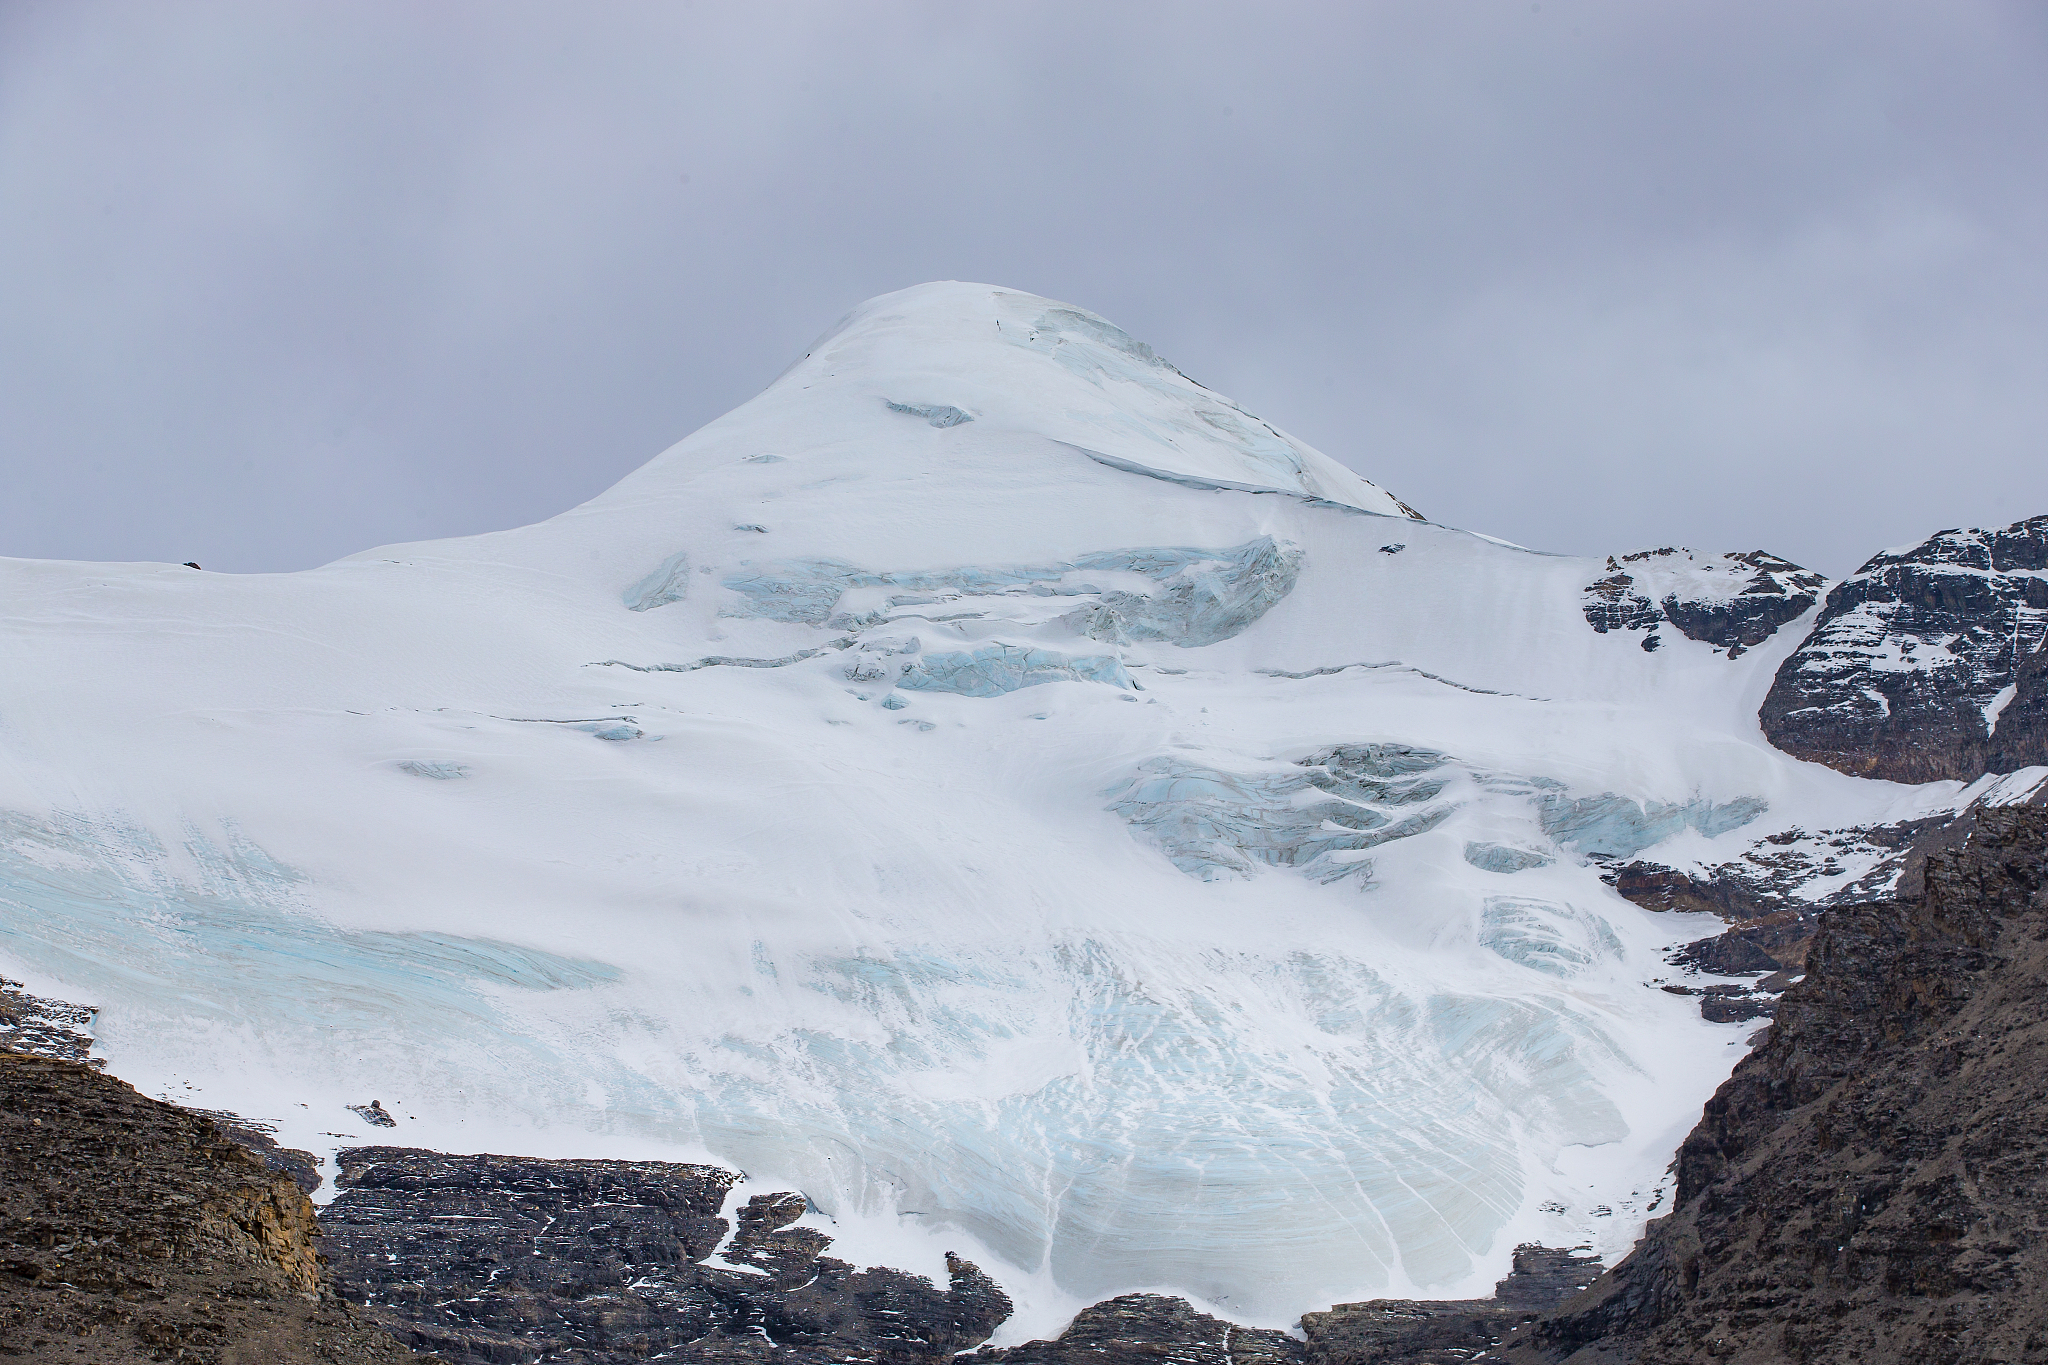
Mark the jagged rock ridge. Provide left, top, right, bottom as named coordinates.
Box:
left=1614, top=815, right=1968, bottom=979
left=0, top=974, right=101, bottom=1068
left=1605, top=766, right=2048, bottom=1004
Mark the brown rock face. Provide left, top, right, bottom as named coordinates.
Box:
left=1492, top=804, right=2048, bottom=1364
left=0, top=1050, right=427, bottom=1364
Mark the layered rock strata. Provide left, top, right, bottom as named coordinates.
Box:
left=0, top=1050, right=427, bottom=1364
left=1492, top=804, right=2048, bottom=1364
left=1298, top=1245, right=1603, bottom=1365
left=0, top=975, right=101, bottom=1069
left=970, top=1292, right=1306, bottom=1365
left=1761, top=515, right=2048, bottom=782
left=189, top=1108, right=327, bottom=1196
left=320, top=1146, right=1012, bottom=1364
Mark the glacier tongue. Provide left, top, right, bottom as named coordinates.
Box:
left=0, top=281, right=1947, bottom=1329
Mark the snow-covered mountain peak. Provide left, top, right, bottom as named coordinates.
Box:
left=599, top=282, right=1420, bottom=524
left=1, top=284, right=1992, bottom=1340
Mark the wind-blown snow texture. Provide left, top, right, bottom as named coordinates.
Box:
left=0, top=283, right=1988, bottom=1337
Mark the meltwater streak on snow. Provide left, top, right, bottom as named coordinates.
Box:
left=0, top=282, right=1963, bottom=1328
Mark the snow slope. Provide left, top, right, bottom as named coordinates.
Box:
left=0, top=283, right=1967, bottom=1335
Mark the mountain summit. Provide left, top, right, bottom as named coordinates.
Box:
left=604, top=281, right=1423, bottom=520
left=0, top=285, right=2036, bottom=1337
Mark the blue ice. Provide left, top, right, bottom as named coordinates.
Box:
left=1477, top=898, right=1622, bottom=976
left=885, top=401, right=975, bottom=428
left=716, top=538, right=1301, bottom=648
left=623, top=551, right=692, bottom=611
left=0, top=811, right=624, bottom=1075
left=1536, top=792, right=1767, bottom=858
left=1108, top=747, right=1459, bottom=883
left=898, top=645, right=1131, bottom=698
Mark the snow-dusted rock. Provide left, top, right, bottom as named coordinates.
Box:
left=1761, top=516, right=2048, bottom=782
left=1581, top=548, right=1829, bottom=657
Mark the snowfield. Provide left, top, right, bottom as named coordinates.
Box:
left=0, top=283, right=1997, bottom=1338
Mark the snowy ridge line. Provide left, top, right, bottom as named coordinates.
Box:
left=1980, top=766, right=2048, bottom=806
left=589, top=639, right=857, bottom=673
left=1253, top=659, right=1550, bottom=701
left=1057, top=442, right=1552, bottom=555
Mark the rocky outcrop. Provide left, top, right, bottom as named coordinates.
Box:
left=1582, top=549, right=1827, bottom=657
left=1492, top=803, right=2048, bottom=1364
left=938, top=1244, right=1599, bottom=1365
left=187, top=1108, right=327, bottom=1196
left=1610, top=776, right=2048, bottom=998
left=1609, top=817, right=1958, bottom=979
left=1760, top=515, right=2048, bottom=782
left=320, top=1146, right=1012, bottom=1364
left=0, top=975, right=101, bottom=1069
left=1298, top=1245, right=1603, bottom=1365
left=971, top=1292, right=1305, bottom=1365
left=2, top=974, right=326, bottom=1201
left=0, top=1049, right=427, bottom=1364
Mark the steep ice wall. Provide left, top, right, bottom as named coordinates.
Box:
left=0, top=282, right=1957, bottom=1334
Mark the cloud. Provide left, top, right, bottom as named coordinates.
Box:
left=2, top=0, right=2044, bottom=573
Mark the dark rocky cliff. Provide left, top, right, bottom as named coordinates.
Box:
left=1760, top=515, right=2048, bottom=783
left=1297, top=1246, right=1603, bottom=1365
left=1491, top=804, right=2048, bottom=1364
left=969, top=1292, right=1306, bottom=1365
left=320, top=1146, right=1011, bottom=1364
left=0, top=1050, right=429, bottom=1364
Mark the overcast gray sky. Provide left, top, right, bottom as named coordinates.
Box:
left=3, top=1, right=2044, bottom=577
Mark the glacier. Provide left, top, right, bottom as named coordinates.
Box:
left=0, top=282, right=1969, bottom=1338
